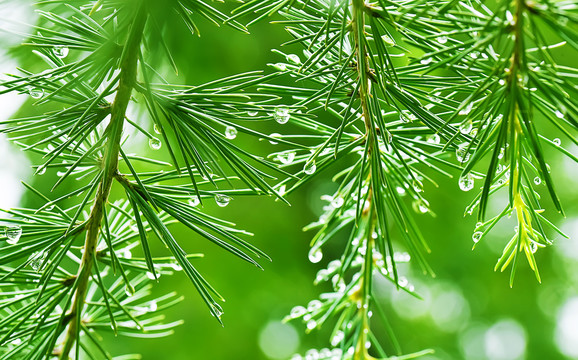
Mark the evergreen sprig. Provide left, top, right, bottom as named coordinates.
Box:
left=0, top=1, right=277, bottom=358
left=0, top=0, right=576, bottom=359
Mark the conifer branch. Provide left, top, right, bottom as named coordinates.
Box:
left=59, top=5, right=147, bottom=358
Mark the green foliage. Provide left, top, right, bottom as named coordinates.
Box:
left=0, top=0, right=576, bottom=359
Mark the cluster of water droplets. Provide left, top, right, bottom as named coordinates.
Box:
left=1, top=225, right=22, bottom=245
left=290, top=347, right=344, bottom=360
left=314, top=259, right=342, bottom=285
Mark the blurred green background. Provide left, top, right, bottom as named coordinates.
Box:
left=1, top=2, right=578, bottom=359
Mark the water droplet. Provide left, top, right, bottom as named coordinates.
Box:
left=401, top=110, right=417, bottom=123
left=170, top=262, right=183, bottom=271
left=290, top=305, right=307, bottom=318
left=469, top=51, right=479, bottom=59
left=381, top=34, right=395, bottom=46
left=10, top=338, right=22, bottom=346
left=37, top=166, right=46, bottom=175
left=530, top=242, right=538, bottom=254
left=436, top=36, right=448, bottom=44
left=393, top=252, right=411, bottom=262
left=29, top=87, right=44, bottom=99
left=149, top=137, right=161, bottom=150
left=412, top=199, right=428, bottom=214
left=458, top=173, right=475, bottom=192
left=153, top=124, right=162, bottom=135
left=426, top=134, right=440, bottom=144
left=420, top=57, right=433, bottom=65
left=555, top=110, right=564, bottom=119
left=273, top=107, right=291, bottom=124
left=459, top=119, right=473, bottom=134
left=29, top=251, right=47, bottom=272
left=5, top=225, right=22, bottom=245
left=277, top=184, right=287, bottom=196
left=272, top=63, right=287, bottom=71
left=308, top=248, right=323, bottom=263
left=456, top=144, right=471, bottom=162
left=459, top=102, right=474, bottom=116
left=286, top=54, right=301, bottom=65
left=53, top=45, right=69, bottom=59
left=188, top=196, right=200, bottom=207
left=148, top=301, right=158, bottom=312
left=307, top=300, right=322, bottom=312
left=396, top=186, right=406, bottom=195
left=224, top=126, right=237, bottom=140
left=210, top=303, right=224, bottom=318
left=277, top=151, right=296, bottom=165
left=412, top=179, right=423, bottom=193
left=533, top=176, right=541, bottom=185
left=125, top=284, right=135, bottom=296
left=553, top=138, right=561, bottom=146
left=306, top=319, right=317, bottom=330
left=268, top=133, right=281, bottom=144
left=248, top=110, right=258, bottom=117
left=331, top=197, right=344, bottom=208
left=146, top=271, right=157, bottom=280
left=214, top=194, right=231, bottom=207
left=304, top=161, right=316, bottom=175
left=331, top=331, right=344, bottom=346
left=472, top=231, right=483, bottom=243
